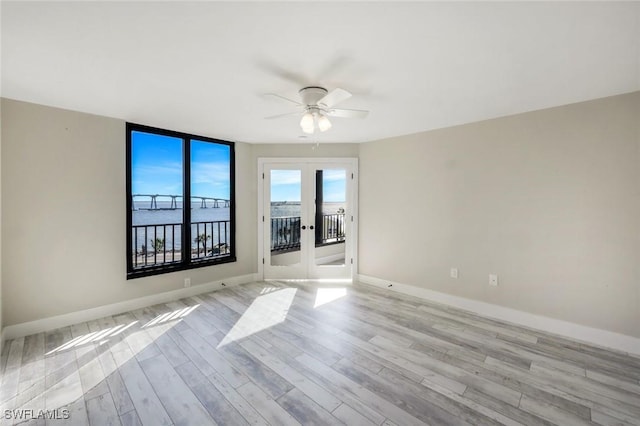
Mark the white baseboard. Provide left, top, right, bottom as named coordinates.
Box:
left=357, top=274, right=640, bottom=356
left=2, top=273, right=258, bottom=341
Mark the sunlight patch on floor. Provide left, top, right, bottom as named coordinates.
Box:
left=217, top=287, right=297, bottom=348
left=314, top=287, right=347, bottom=308
left=45, top=321, right=138, bottom=356
left=142, top=305, right=199, bottom=328
left=5, top=302, right=205, bottom=414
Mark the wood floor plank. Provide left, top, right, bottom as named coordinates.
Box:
left=216, top=340, right=293, bottom=399
left=178, top=326, right=249, bottom=388
left=277, top=387, right=344, bottom=425
left=84, top=379, right=111, bottom=402
left=0, top=337, right=11, bottom=376
left=348, top=328, right=522, bottom=407
left=296, top=353, right=427, bottom=426
left=5, top=281, right=640, bottom=426
left=462, top=388, right=555, bottom=426
left=139, top=354, right=214, bottom=426
left=334, top=358, right=485, bottom=426
left=585, top=369, right=640, bottom=395
left=206, top=370, right=269, bottom=426
left=483, top=357, right=640, bottom=425
left=1, top=337, right=25, bottom=405
left=175, top=361, right=247, bottom=426
left=434, top=351, right=593, bottom=420
left=119, top=410, right=142, bottom=426
left=519, top=394, right=596, bottom=426
left=111, top=346, right=172, bottom=426
left=530, top=362, right=640, bottom=408
left=591, top=409, right=636, bottom=426
left=86, top=392, right=121, bottom=426
left=420, top=377, right=525, bottom=426
left=251, top=334, right=388, bottom=425
left=239, top=338, right=342, bottom=412
left=48, top=395, right=89, bottom=426
left=103, top=371, right=134, bottom=417
left=236, top=381, right=301, bottom=426
left=331, top=403, right=378, bottom=426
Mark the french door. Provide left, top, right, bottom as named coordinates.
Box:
left=259, top=158, right=357, bottom=280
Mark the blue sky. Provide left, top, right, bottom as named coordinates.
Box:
left=271, top=169, right=346, bottom=202
left=131, top=131, right=230, bottom=199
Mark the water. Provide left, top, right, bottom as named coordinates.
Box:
left=270, top=202, right=345, bottom=218
left=130, top=200, right=346, bottom=254
left=132, top=201, right=230, bottom=226
left=131, top=201, right=230, bottom=254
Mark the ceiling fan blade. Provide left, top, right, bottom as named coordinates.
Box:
left=318, top=88, right=352, bottom=108
left=256, top=59, right=309, bottom=86
left=264, top=93, right=302, bottom=106
left=265, top=111, right=301, bottom=120
left=327, top=108, right=369, bottom=118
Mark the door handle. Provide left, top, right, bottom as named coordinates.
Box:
left=301, top=225, right=307, bottom=230
left=309, top=225, right=314, bottom=230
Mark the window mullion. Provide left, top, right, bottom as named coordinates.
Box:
left=183, top=137, right=191, bottom=266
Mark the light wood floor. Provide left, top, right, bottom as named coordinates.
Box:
left=2, top=281, right=640, bottom=426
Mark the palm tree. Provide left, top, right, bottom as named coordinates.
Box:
left=150, top=238, right=165, bottom=254
left=194, top=233, right=210, bottom=254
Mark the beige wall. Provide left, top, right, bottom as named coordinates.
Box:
left=359, top=92, right=640, bottom=338
left=0, top=95, right=3, bottom=348
left=250, top=142, right=359, bottom=159
left=1, top=99, right=256, bottom=326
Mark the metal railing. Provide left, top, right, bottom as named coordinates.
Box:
left=319, top=213, right=346, bottom=244
left=132, top=223, right=182, bottom=268
left=131, top=220, right=231, bottom=268
left=191, top=220, right=232, bottom=260
left=271, top=214, right=345, bottom=252
left=270, top=216, right=302, bottom=252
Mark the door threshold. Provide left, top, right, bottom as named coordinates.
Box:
left=264, top=278, right=353, bottom=285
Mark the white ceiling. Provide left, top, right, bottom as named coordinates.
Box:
left=2, top=2, right=639, bottom=144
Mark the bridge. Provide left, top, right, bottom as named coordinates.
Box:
left=132, top=194, right=231, bottom=210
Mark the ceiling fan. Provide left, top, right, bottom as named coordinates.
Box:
left=265, top=86, right=369, bottom=134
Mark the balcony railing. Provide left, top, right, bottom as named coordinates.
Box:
left=319, top=213, right=346, bottom=244
left=270, top=216, right=302, bottom=253
left=271, top=214, right=345, bottom=252
left=191, top=220, right=231, bottom=260
left=131, top=220, right=231, bottom=269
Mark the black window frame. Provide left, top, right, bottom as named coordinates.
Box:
left=126, top=122, right=236, bottom=279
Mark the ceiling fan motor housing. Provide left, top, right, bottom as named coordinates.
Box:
left=299, top=86, right=328, bottom=108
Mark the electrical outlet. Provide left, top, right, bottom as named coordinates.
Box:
left=489, top=274, right=498, bottom=286
left=450, top=268, right=458, bottom=279
left=184, top=277, right=191, bottom=288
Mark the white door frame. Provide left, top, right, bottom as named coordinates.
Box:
left=257, top=157, right=358, bottom=281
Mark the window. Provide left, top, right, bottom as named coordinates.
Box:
left=126, top=123, right=235, bottom=278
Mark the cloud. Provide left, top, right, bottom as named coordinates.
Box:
left=191, top=161, right=230, bottom=185
left=322, top=169, right=347, bottom=182
left=324, top=191, right=346, bottom=202
left=136, top=162, right=183, bottom=176
left=271, top=170, right=301, bottom=185
left=132, top=161, right=183, bottom=194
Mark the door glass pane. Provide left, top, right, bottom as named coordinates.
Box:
left=270, top=170, right=302, bottom=266
left=314, top=169, right=346, bottom=266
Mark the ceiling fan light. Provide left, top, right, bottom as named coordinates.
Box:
left=318, top=115, right=332, bottom=132
left=300, top=112, right=314, bottom=129
left=301, top=123, right=315, bottom=134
